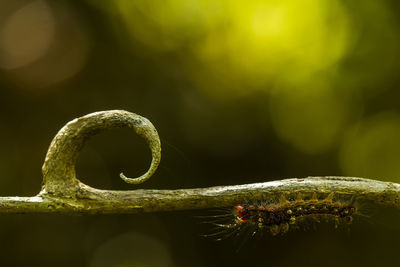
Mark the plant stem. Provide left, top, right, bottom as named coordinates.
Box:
left=0, top=110, right=399, bottom=214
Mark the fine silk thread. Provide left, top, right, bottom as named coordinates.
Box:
left=205, top=192, right=357, bottom=240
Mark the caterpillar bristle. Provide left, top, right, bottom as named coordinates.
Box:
left=296, top=192, right=304, bottom=203
left=311, top=192, right=318, bottom=202
left=280, top=195, right=290, bottom=204
left=325, top=192, right=334, bottom=203
left=202, top=192, right=359, bottom=240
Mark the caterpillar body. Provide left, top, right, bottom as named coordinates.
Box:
left=206, top=192, right=358, bottom=239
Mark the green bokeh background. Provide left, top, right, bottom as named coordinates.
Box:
left=1, top=0, right=400, bottom=266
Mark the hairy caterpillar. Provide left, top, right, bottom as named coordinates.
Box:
left=204, top=192, right=358, bottom=240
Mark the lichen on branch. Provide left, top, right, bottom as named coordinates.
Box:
left=0, top=110, right=399, bottom=214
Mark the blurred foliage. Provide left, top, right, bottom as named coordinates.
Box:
left=1, top=0, right=400, bottom=266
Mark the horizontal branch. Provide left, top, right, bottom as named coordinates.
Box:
left=0, top=176, right=398, bottom=214
left=0, top=110, right=399, bottom=214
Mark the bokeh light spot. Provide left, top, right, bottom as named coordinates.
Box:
left=340, top=112, right=400, bottom=182
left=114, top=0, right=351, bottom=100
left=89, top=232, right=174, bottom=267
left=0, top=0, right=55, bottom=69
left=269, top=80, right=351, bottom=154
left=0, top=0, right=89, bottom=91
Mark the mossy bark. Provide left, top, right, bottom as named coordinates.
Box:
left=0, top=110, right=399, bottom=214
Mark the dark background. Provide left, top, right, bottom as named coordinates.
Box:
left=1, top=0, right=400, bottom=266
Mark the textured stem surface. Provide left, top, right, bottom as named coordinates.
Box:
left=0, top=110, right=399, bottom=214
